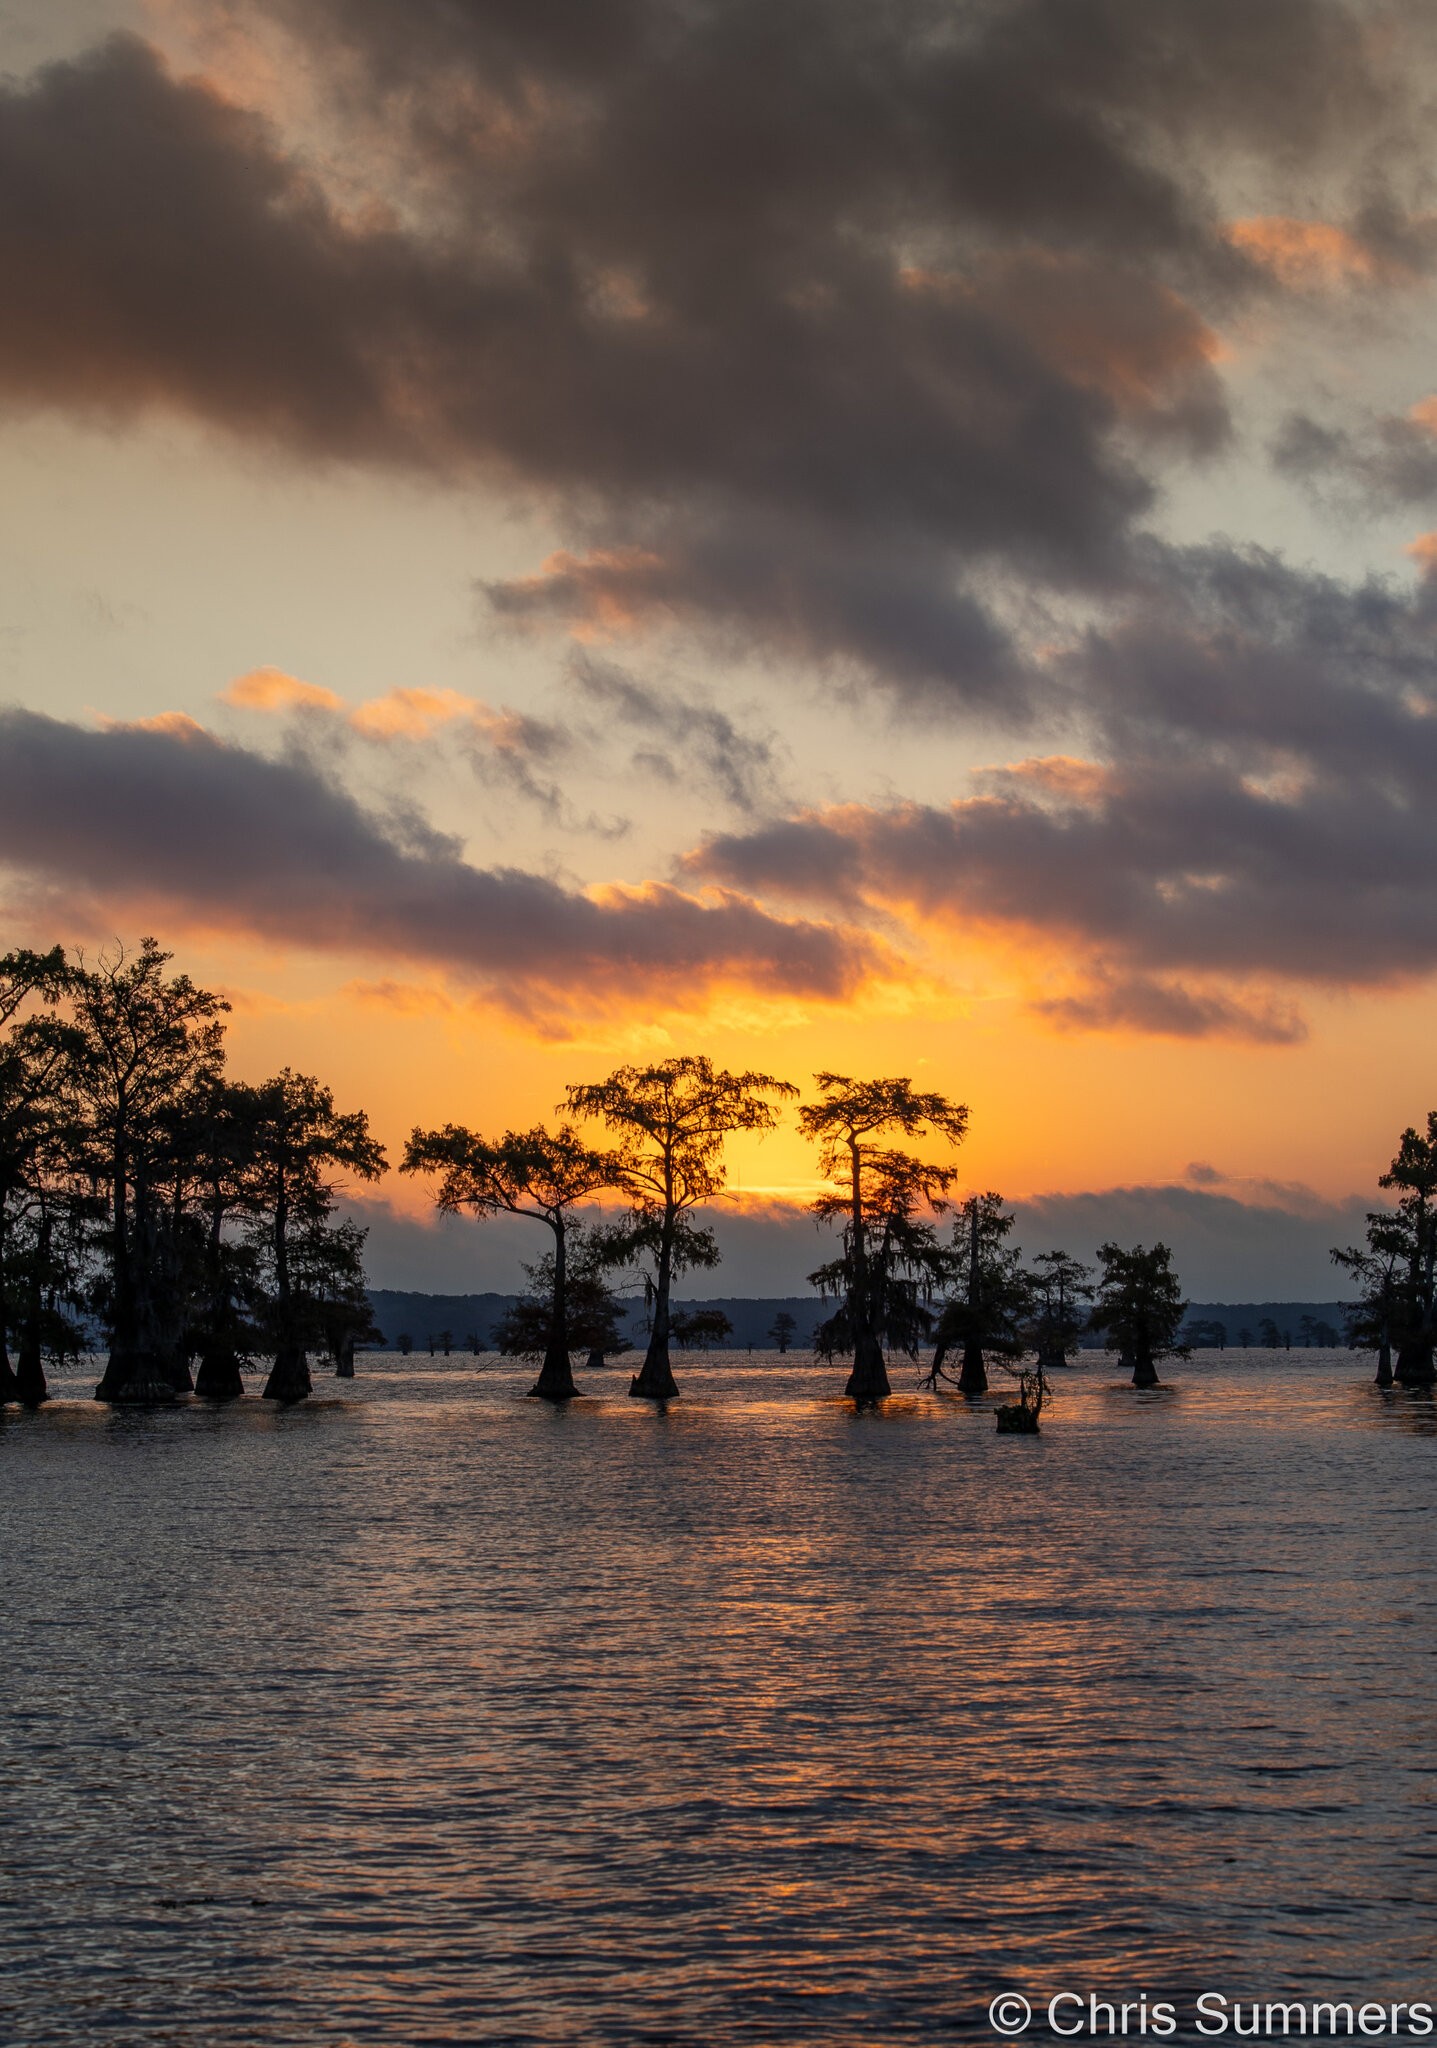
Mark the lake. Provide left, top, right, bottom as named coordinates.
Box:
left=1, top=1349, right=1431, bottom=2044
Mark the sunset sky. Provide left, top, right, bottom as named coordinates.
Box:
left=3, top=0, right=1435, bottom=1295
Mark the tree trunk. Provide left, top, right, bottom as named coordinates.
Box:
left=195, top=1207, right=244, bottom=1396
left=842, top=1137, right=888, bottom=1404
left=98, top=1351, right=178, bottom=1403
left=1375, top=1324, right=1393, bottom=1387
left=954, top=1205, right=987, bottom=1393
left=263, top=1175, right=310, bottom=1402
left=585, top=1346, right=606, bottom=1372
left=335, top=1335, right=355, bottom=1379
left=1395, top=1337, right=1435, bottom=1388
left=96, top=1171, right=175, bottom=1403
left=531, top=1215, right=577, bottom=1401
left=263, top=1343, right=312, bottom=1403
left=16, top=1230, right=47, bottom=1406
left=533, top=1345, right=577, bottom=1400
left=631, top=1212, right=679, bottom=1400
left=0, top=1224, right=16, bottom=1403
left=1131, top=1340, right=1160, bottom=1388
left=957, top=1337, right=988, bottom=1395
left=195, top=1348, right=246, bottom=1399
left=844, top=1330, right=890, bottom=1403
left=14, top=1324, right=46, bottom=1407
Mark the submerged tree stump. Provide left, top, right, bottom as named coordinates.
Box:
left=996, top=1400, right=1040, bottom=1433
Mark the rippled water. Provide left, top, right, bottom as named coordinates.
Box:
left=2, top=1349, right=1433, bottom=2044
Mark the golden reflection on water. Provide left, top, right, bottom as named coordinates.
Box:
left=0, top=1349, right=1429, bottom=2044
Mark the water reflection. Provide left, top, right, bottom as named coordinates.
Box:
left=0, top=1350, right=1429, bottom=2044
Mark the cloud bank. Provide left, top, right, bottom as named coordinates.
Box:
left=0, top=709, right=879, bottom=1024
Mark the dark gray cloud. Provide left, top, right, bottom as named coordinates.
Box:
left=564, top=655, right=784, bottom=815
left=1274, top=403, right=1437, bottom=511
left=1012, top=1182, right=1370, bottom=1302
left=0, top=708, right=878, bottom=1018
left=347, top=1180, right=1370, bottom=1301
left=485, top=516, right=1029, bottom=714
left=1, top=5, right=1413, bottom=709
left=1031, top=972, right=1306, bottom=1046
left=683, top=543, right=1437, bottom=1012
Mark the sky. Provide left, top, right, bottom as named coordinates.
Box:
left=2, top=0, right=1435, bottom=1296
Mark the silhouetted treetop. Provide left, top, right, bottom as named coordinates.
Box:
left=798, top=1073, right=970, bottom=1180
left=567, top=1056, right=795, bottom=1212
left=402, top=1121, right=621, bottom=1222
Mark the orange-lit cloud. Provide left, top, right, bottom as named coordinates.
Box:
left=488, top=549, right=668, bottom=643
left=95, top=710, right=210, bottom=741
left=348, top=687, right=477, bottom=739
left=222, top=673, right=550, bottom=757
left=1226, top=216, right=1382, bottom=291
left=221, top=667, right=345, bottom=714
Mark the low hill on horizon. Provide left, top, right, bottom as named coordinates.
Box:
left=367, top=1289, right=1358, bottom=1351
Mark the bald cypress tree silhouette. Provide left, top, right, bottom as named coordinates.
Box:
left=403, top=1122, right=623, bottom=1401
left=799, top=1074, right=967, bottom=1405
left=67, top=940, right=227, bottom=1405
left=1334, top=1114, right=1437, bottom=1388
left=1029, top=1250, right=1094, bottom=1369
left=0, top=947, right=71, bottom=1405
left=566, top=1058, right=794, bottom=1401
left=1090, top=1242, right=1188, bottom=1387
left=249, top=1070, right=387, bottom=1404
left=925, top=1192, right=1030, bottom=1396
